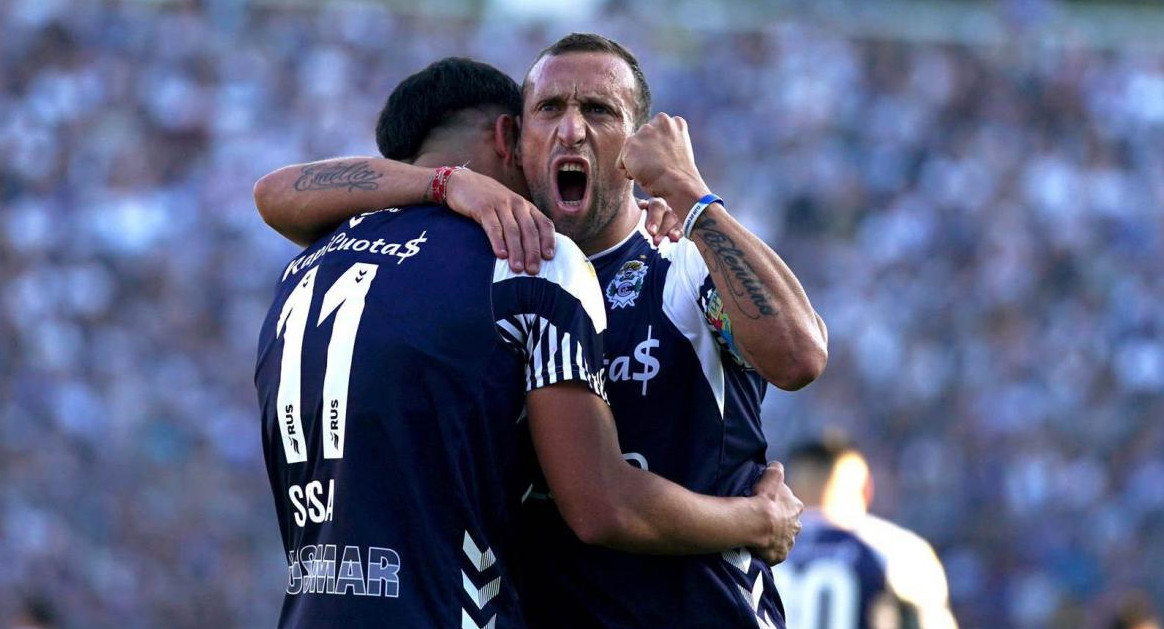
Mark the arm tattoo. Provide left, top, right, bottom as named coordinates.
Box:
left=695, top=218, right=777, bottom=319
left=293, top=161, right=383, bottom=192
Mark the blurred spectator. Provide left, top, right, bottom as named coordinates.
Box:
left=1, top=0, right=1161, bottom=627
left=7, top=594, right=59, bottom=629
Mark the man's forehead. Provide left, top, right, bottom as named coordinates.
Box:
left=525, top=52, right=636, bottom=102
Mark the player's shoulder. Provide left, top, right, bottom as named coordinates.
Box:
left=854, top=514, right=938, bottom=564
left=656, top=235, right=700, bottom=264
left=492, top=233, right=591, bottom=287
left=655, top=237, right=708, bottom=291
left=492, top=233, right=606, bottom=332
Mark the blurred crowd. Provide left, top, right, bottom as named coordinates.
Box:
left=2, top=0, right=1161, bottom=627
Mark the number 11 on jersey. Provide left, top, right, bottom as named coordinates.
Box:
left=275, top=263, right=379, bottom=464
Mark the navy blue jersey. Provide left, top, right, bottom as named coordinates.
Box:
left=255, top=205, right=606, bottom=629
left=774, top=511, right=957, bottom=629
left=518, top=219, right=783, bottom=629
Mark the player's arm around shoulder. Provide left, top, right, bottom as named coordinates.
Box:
left=253, top=157, right=432, bottom=247
left=255, top=159, right=555, bottom=273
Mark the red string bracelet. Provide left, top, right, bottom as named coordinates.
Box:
left=429, top=166, right=465, bottom=205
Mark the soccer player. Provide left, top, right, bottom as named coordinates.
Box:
left=774, top=440, right=960, bottom=629
left=255, top=35, right=828, bottom=628
left=254, top=57, right=803, bottom=629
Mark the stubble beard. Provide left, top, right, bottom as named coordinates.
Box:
left=531, top=175, right=627, bottom=255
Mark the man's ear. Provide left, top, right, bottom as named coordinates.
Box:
left=494, top=114, right=522, bottom=167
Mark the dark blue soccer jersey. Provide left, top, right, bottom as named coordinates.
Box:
left=254, top=205, right=606, bottom=629
left=517, top=219, right=783, bottom=629
left=774, top=511, right=957, bottom=629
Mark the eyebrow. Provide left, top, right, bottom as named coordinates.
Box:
left=533, top=91, right=620, bottom=111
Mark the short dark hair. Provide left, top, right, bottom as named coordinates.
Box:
left=787, top=437, right=855, bottom=471
left=376, top=57, right=522, bottom=161
left=527, top=33, right=652, bottom=127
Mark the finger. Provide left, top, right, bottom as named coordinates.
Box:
left=616, top=146, right=633, bottom=180
left=533, top=205, right=556, bottom=260
left=644, top=197, right=670, bottom=238
left=480, top=210, right=508, bottom=260
left=767, top=460, right=786, bottom=481
left=655, top=204, right=682, bottom=245
left=515, top=204, right=543, bottom=274
left=497, top=206, right=525, bottom=273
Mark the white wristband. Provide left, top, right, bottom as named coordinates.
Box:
left=683, top=194, right=723, bottom=239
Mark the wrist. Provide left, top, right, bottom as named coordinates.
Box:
left=745, top=495, right=779, bottom=549
left=682, top=193, right=724, bottom=239
left=428, top=166, right=465, bottom=205
left=647, top=169, right=709, bottom=209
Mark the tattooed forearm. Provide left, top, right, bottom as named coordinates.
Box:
left=293, top=161, right=383, bottom=192
left=695, top=218, right=777, bottom=319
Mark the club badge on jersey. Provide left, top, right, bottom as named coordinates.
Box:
left=605, top=260, right=649, bottom=309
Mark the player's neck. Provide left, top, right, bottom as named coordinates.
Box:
left=413, top=151, right=470, bottom=169
left=577, top=195, right=643, bottom=256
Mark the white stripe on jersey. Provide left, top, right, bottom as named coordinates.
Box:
left=492, top=235, right=607, bottom=334
left=658, top=238, right=727, bottom=418
left=495, top=313, right=596, bottom=393
left=496, top=319, right=524, bottom=347
left=546, top=322, right=558, bottom=387
left=561, top=332, right=573, bottom=380
left=532, top=321, right=546, bottom=389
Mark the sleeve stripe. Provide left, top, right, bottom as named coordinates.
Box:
left=496, top=318, right=524, bottom=349
left=660, top=239, right=727, bottom=419
left=546, top=322, right=558, bottom=387
left=495, top=313, right=602, bottom=395
left=532, top=321, right=546, bottom=389
left=561, top=331, right=573, bottom=381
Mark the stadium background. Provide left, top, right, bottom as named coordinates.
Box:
left=3, top=0, right=1162, bottom=626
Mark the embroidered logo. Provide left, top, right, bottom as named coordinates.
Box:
left=605, top=260, right=649, bottom=309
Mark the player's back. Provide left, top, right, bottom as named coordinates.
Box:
left=775, top=511, right=956, bottom=629
left=254, top=205, right=585, bottom=629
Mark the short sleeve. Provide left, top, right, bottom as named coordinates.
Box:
left=660, top=239, right=751, bottom=369
left=491, top=234, right=608, bottom=399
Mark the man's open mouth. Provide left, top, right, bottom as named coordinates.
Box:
left=552, top=158, right=590, bottom=213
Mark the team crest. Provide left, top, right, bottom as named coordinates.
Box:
left=605, top=260, right=649, bottom=309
